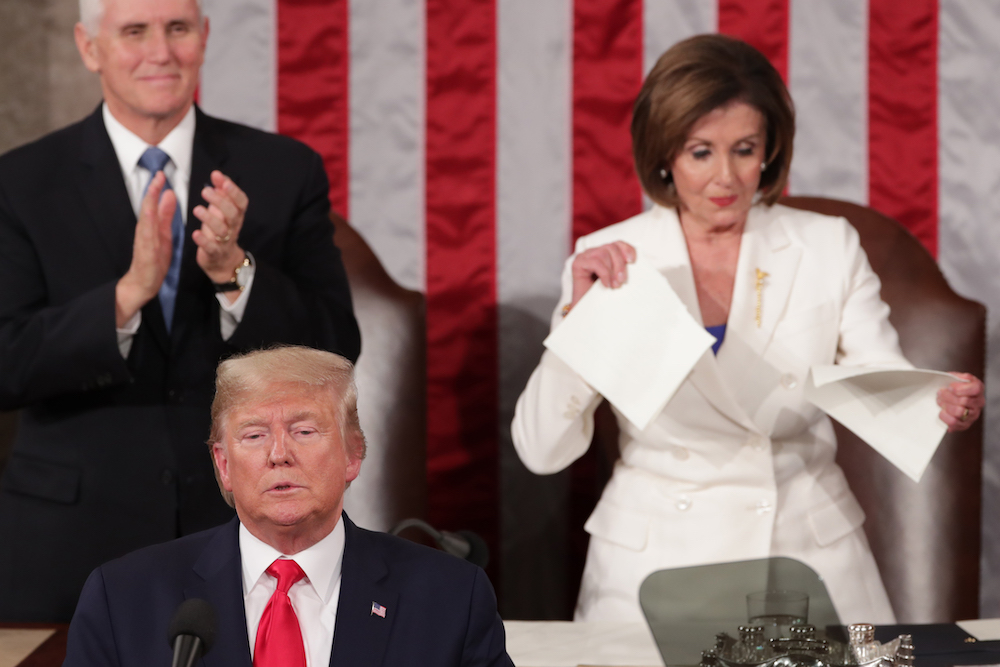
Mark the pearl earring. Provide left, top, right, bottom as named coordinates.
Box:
left=659, top=168, right=668, bottom=180
left=760, top=162, right=767, bottom=172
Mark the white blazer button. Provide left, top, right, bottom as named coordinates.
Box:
left=672, top=446, right=689, bottom=460
left=676, top=496, right=692, bottom=511
left=780, top=373, right=798, bottom=389
left=755, top=499, right=773, bottom=514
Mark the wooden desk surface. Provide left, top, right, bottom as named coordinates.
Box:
left=0, top=624, right=67, bottom=667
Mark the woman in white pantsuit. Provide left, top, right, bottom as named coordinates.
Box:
left=511, top=35, right=984, bottom=625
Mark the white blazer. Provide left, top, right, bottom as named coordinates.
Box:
left=512, top=203, right=910, bottom=625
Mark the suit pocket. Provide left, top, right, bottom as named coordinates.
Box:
left=807, top=489, right=865, bottom=547
left=584, top=499, right=650, bottom=551
left=1, top=453, right=80, bottom=505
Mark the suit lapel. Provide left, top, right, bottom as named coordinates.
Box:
left=171, top=108, right=229, bottom=348
left=716, top=205, right=802, bottom=421
left=186, top=108, right=229, bottom=258
left=185, top=518, right=253, bottom=667
left=188, top=108, right=228, bottom=223
left=329, top=515, right=398, bottom=667
left=644, top=206, right=757, bottom=432
left=76, top=107, right=139, bottom=277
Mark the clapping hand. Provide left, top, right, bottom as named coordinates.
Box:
left=115, top=171, right=176, bottom=327
left=568, top=241, right=637, bottom=311
left=192, top=170, right=249, bottom=301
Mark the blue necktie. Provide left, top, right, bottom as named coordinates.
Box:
left=138, top=147, right=184, bottom=332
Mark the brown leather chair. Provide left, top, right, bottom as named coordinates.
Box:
left=332, top=213, right=428, bottom=532
left=782, top=196, right=984, bottom=622
left=587, top=197, right=984, bottom=623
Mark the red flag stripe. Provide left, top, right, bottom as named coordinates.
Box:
left=718, top=0, right=790, bottom=81
left=571, top=0, right=644, bottom=242
left=276, top=0, right=350, bottom=218
left=868, top=0, right=939, bottom=256
left=424, top=0, right=499, bottom=554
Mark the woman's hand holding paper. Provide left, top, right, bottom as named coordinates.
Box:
left=937, top=373, right=985, bottom=432
left=569, top=241, right=637, bottom=309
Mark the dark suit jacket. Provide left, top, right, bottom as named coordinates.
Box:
left=0, top=106, right=361, bottom=621
left=64, top=515, right=513, bottom=667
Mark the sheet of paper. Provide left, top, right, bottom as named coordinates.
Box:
left=503, top=620, right=664, bottom=667
left=0, top=628, right=55, bottom=667
left=958, top=618, right=1000, bottom=641
left=804, top=366, right=959, bottom=482
left=544, top=259, right=715, bottom=430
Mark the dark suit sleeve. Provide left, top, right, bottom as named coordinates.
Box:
left=0, top=185, right=129, bottom=409
left=64, top=568, right=123, bottom=667
left=227, top=149, right=361, bottom=363
left=461, top=568, right=514, bottom=667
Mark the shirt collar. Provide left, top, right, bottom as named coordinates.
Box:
left=102, top=102, right=196, bottom=180
left=239, top=518, right=347, bottom=605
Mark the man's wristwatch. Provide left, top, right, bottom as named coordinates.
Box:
left=213, top=254, right=252, bottom=293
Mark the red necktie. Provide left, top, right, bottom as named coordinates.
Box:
left=254, top=559, right=307, bottom=667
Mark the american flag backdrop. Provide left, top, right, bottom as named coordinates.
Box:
left=199, top=0, right=1000, bottom=617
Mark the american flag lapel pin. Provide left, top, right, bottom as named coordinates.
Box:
left=371, top=601, right=387, bottom=618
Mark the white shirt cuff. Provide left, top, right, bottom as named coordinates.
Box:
left=216, top=260, right=256, bottom=341
left=116, top=311, right=142, bottom=358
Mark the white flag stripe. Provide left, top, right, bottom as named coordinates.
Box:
left=497, top=0, right=572, bottom=315
left=349, top=0, right=426, bottom=292
left=496, top=0, right=574, bottom=618
left=787, top=0, right=867, bottom=204
left=199, top=0, right=276, bottom=132
left=496, top=0, right=572, bottom=471
left=643, top=0, right=716, bottom=74
left=937, top=0, right=1000, bottom=615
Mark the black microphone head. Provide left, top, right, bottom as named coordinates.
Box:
left=456, top=530, right=490, bottom=569
left=167, top=598, right=218, bottom=655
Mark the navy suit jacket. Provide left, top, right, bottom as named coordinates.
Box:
left=0, top=105, right=360, bottom=621
left=64, top=515, right=513, bottom=667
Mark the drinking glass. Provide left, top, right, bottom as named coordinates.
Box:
left=746, top=590, right=808, bottom=639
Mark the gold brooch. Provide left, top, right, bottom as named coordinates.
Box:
left=755, top=268, right=769, bottom=328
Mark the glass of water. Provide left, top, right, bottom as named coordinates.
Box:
left=746, top=590, right=809, bottom=639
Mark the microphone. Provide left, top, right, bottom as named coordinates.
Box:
left=391, top=518, right=490, bottom=569
left=168, top=598, right=218, bottom=667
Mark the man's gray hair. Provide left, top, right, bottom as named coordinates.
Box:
left=208, top=345, right=367, bottom=507
left=79, top=0, right=204, bottom=35
left=79, top=0, right=103, bottom=34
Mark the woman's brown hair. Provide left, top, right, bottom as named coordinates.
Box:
left=632, top=34, right=795, bottom=208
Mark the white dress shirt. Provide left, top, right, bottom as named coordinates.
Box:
left=102, top=104, right=255, bottom=356
left=240, top=520, right=345, bottom=667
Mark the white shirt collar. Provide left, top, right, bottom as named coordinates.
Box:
left=239, top=518, right=346, bottom=605
left=102, top=102, right=196, bottom=181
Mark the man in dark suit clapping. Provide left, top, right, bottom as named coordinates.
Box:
left=64, top=347, right=512, bottom=667
left=0, top=0, right=360, bottom=621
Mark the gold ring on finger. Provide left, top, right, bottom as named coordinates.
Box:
left=961, top=407, right=971, bottom=422
left=216, top=233, right=231, bottom=243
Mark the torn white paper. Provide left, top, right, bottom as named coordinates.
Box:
left=957, top=618, right=1000, bottom=641
left=544, top=259, right=715, bottom=430
left=804, top=366, right=959, bottom=482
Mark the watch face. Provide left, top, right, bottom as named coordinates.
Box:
left=235, top=259, right=252, bottom=287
